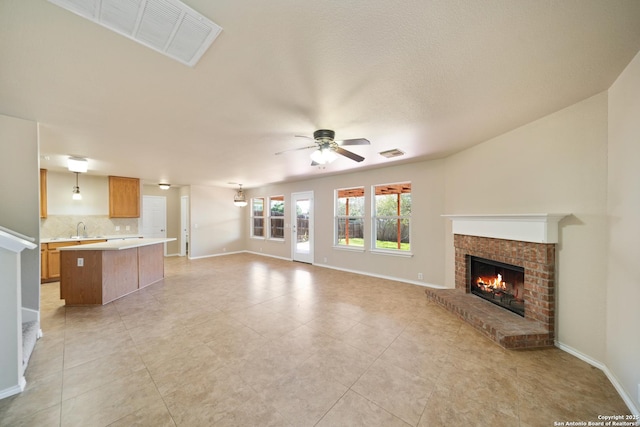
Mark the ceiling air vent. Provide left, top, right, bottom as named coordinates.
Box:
left=379, top=149, right=405, bottom=159
left=48, top=0, right=222, bottom=67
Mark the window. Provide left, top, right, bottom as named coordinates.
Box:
left=335, top=187, right=365, bottom=248
left=269, top=196, right=285, bottom=239
left=372, top=182, right=411, bottom=252
left=251, top=197, right=265, bottom=238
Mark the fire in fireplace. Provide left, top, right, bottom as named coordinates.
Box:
left=468, top=256, right=525, bottom=317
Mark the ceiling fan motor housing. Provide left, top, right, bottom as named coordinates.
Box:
left=313, top=129, right=335, bottom=141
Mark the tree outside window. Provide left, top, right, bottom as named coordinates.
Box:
left=373, top=183, right=411, bottom=251
left=335, top=187, right=365, bottom=247
left=251, top=197, right=265, bottom=238
left=269, top=196, right=285, bottom=239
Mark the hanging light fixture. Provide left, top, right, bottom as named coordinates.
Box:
left=72, top=172, right=82, bottom=200
left=310, top=147, right=337, bottom=165
left=233, top=184, right=247, bottom=207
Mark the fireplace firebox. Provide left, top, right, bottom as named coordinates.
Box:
left=469, top=255, right=525, bottom=317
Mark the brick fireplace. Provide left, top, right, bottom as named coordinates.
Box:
left=425, top=214, right=567, bottom=349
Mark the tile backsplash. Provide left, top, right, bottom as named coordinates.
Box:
left=40, top=215, right=139, bottom=239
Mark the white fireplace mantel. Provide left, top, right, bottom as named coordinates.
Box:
left=442, top=213, right=570, bottom=244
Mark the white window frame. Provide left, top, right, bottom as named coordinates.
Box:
left=268, top=195, right=285, bottom=241
left=371, top=182, right=412, bottom=257
left=334, top=187, right=365, bottom=251
left=251, top=197, right=265, bottom=239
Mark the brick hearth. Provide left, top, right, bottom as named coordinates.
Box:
left=425, top=234, right=556, bottom=349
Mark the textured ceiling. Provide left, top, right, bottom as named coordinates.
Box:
left=2, top=0, right=640, bottom=189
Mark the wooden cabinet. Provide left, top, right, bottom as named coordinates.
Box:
left=41, top=240, right=107, bottom=283
left=40, top=169, right=47, bottom=218
left=109, top=176, right=140, bottom=218
left=41, top=245, right=48, bottom=281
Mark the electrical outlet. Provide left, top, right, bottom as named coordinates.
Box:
left=125, top=225, right=130, bottom=231
left=223, top=247, right=226, bottom=252
left=323, top=257, right=327, bottom=263
left=418, top=273, right=423, bottom=280
left=115, top=226, right=120, bottom=231
left=77, top=258, right=84, bottom=267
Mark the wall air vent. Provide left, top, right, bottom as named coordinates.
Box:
left=48, top=0, right=222, bottom=67
left=379, top=148, right=405, bottom=158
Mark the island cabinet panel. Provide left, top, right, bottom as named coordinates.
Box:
left=60, top=250, right=103, bottom=304
left=42, top=240, right=107, bottom=283
left=109, top=176, right=140, bottom=218
left=59, top=239, right=171, bottom=305
left=138, top=243, right=164, bottom=288
left=102, top=248, right=138, bottom=304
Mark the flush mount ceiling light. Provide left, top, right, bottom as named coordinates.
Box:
left=67, top=156, right=88, bottom=173
left=72, top=172, right=82, bottom=200
left=48, top=0, right=223, bottom=67
left=158, top=183, right=171, bottom=190
left=233, top=184, right=247, bottom=207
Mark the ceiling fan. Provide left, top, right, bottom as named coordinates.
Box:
left=275, top=129, right=370, bottom=165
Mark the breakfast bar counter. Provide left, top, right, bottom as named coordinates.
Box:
left=59, top=238, right=175, bottom=305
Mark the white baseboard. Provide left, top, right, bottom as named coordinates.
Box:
left=188, top=250, right=244, bottom=260
left=556, top=341, right=639, bottom=416
left=244, top=251, right=292, bottom=262
left=21, top=307, right=39, bottom=323
left=311, top=261, right=448, bottom=290
left=0, top=377, right=26, bottom=400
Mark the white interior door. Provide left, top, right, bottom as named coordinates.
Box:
left=142, top=195, right=167, bottom=254
left=291, top=191, right=313, bottom=263
left=180, top=196, right=189, bottom=257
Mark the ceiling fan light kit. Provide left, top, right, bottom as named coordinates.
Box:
left=277, top=129, right=370, bottom=165
left=310, top=148, right=337, bottom=165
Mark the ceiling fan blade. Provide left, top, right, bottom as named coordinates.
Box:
left=275, top=145, right=317, bottom=155
left=335, top=147, right=365, bottom=162
left=310, top=160, right=319, bottom=166
left=294, top=134, right=314, bottom=140
left=338, top=138, right=370, bottom=146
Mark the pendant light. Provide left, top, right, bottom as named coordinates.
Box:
left=233, top=184, right=247, bottom=207
left=72, top=172, right=82, bottom=200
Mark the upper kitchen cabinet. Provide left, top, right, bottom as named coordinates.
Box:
left=109, top=176, right=140, bottom=218
left=40, top=168, right=47, bottom=218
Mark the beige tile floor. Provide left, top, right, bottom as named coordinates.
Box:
left=0, top=253, right=631, bottom=426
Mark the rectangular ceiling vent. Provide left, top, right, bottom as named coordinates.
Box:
left=379, top=148, right=405, bottom=158
left=48, top=0, right=222, bottom=67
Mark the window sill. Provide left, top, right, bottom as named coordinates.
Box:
left=250, top=236, right=266, bottom=240
left=370, top=249, right=413, bottom=258
left=333, top=245, right=365, bottom=253
left=268, top=238, right=285, bottom=243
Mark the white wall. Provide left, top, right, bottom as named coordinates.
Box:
left=0, top=114, right=39, bottom=396
left=607, top=50, right=640, bottom=411
left=444, top=92, right=610, bottom=362
left=0, top=115, right=40, bottom=312
left=188, top=185, right=245, bottom=258
left=245, top=160, right=447, bottom=287
left=47, top=171, right=109, bottom=215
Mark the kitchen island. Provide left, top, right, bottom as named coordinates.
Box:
left=59, top=238, right=175, bottom=305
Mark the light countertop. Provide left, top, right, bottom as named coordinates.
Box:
left=41, top=235, right=142, bottom=244
left=57, top=238, right=176, bottom=251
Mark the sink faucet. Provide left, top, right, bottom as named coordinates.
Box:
left=76, top=222, right=87, bottom=238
